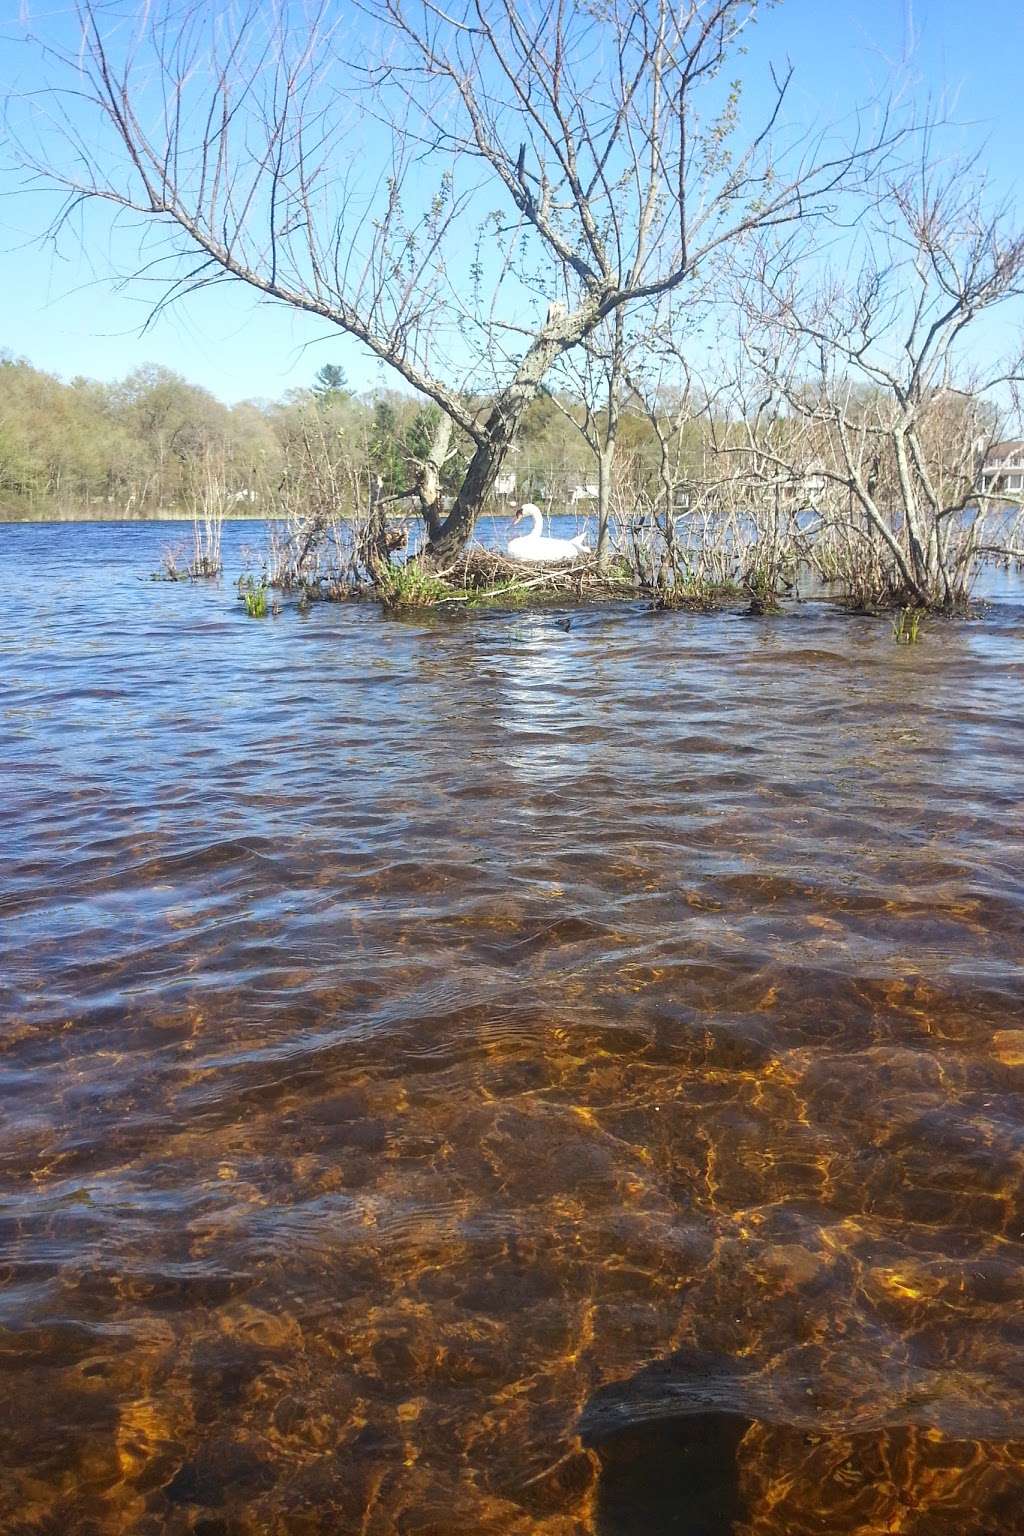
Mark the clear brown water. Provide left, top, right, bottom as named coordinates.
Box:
left=2, top=520, right=1024, bottom=1535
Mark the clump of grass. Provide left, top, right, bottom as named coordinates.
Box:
left=653, top=568, right=739, bottom=610
left=743, top=558, right=794, bottom=615
left=242, top=580, right=269, bottom=618
left=377, top=563, right=452, bottom=609
left=379, top=561, right=535, bottom=612
left=892, top=606, right=924, bottom=644
left=606, top=554, right=636, bottom=583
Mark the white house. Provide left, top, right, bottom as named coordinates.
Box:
left=980, top=441, right=1024, bottom=496
left=570, top=482, right=600, bottom=503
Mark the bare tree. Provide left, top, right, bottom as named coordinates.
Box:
left=13, top=0, right=903, bottom=561
left=184, top=445, right=230, bottom=576
left=615, top=328, right=754, bottom=592
left=542, top=310, right=635, bottom=569
left=266, top=407, right=372, bottom=590
left=734, top=149, right=1024, bottom=607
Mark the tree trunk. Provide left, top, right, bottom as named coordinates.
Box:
left=360, top=475, right=392, bottom=579
left=596, top=441, right=615, bottom=569
left=596, top=315, right=623, bottom=571
left=425, top=301, right=604, bottom=561
left=893, top=429, right=933, bottom=597
left=416, top=413, right=452, bottom=542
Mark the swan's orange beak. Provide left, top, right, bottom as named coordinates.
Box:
left=511, top=508, right=524, bottom=526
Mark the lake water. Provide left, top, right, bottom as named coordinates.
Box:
left=2, top=519, right=1024, bottom=1535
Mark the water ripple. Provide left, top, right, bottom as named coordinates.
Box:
left=1, top=520, right=1024, bottom=1532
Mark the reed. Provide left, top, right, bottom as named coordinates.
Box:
left=892, top=607, right=924, bottom=644
left=242, top=582, right=268, bottom=618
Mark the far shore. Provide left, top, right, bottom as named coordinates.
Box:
left=0, top=505, right=520, bottom=527
left=0, top=506, right=394, bottom=525
left=0, top=506, right=258, bottom=524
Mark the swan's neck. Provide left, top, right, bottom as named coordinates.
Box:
left=523, top=507, right=542, bottom=536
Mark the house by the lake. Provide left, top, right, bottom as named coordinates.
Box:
left=980, top=441, right=1024, bottom=496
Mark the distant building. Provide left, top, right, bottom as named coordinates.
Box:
left=755, top=462, right=827, bottom=508
left=980, top=441, right=1024, bottom=496
left=570, top=482, right=600, bottom=503
left=801, top=462, right=828, bottom=503
left=494, top=470, right=517, bottom=497
left=767, top=461, right=827, bottom=504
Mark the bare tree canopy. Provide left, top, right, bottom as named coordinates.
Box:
left=12, top=0, right=904, bottom=555
left=730, top=147, right=1024, bottom=605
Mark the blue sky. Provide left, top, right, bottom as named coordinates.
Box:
left=1, top=0, right=1021, bottom=404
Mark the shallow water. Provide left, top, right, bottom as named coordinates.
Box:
left=2, top=520, right=1024, bottom=1535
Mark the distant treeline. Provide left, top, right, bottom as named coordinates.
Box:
left=0, top=353, right=662, bottom=519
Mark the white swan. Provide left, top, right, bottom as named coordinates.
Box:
left=506, top=503, right=591, bottom=563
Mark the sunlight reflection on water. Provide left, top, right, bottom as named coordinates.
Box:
left=1, top=520, right=1024, bottom=1534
